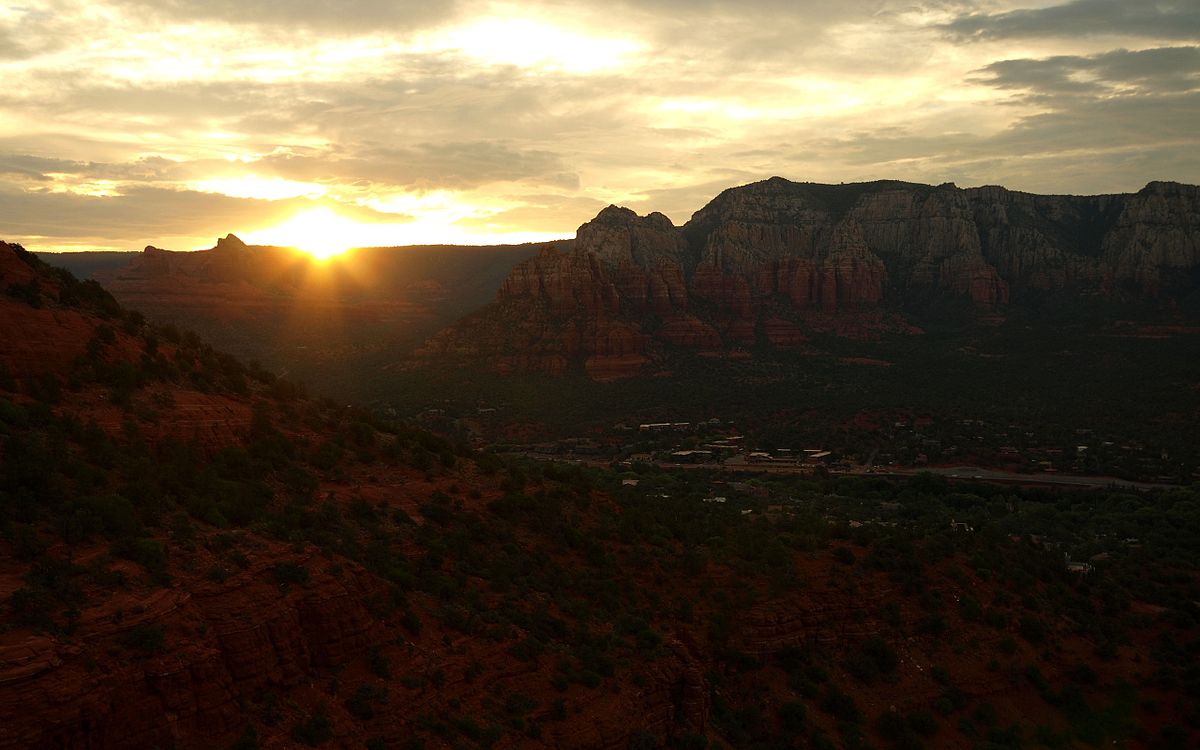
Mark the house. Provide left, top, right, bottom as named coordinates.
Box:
left=621, top=479, right=640, bottom=487
left=670, top=450, right=714, bottom=463
left=949, top=519, right=973, bottom=532
left=731, top=482, right=769, bottom=498
left=1064, top=553, right=1092, bottom=574
left=704, top=443, right=741, bottom=453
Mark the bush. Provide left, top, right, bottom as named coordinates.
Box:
left=1019, top=615, right=1046, bottom=644
left=369, top=646, right=391, bottom=679
left=123, top=623, right=165, bottom=653
left=273, top=562, right=310, bottom=589
left=778, top=700, right=807, bottom=732
left=345, top=683, right=388, bottom=720
left=864, top=636, right=899, bottom=674
left=820, top=684, right=862, bottom=724
left=230, top=725, right=259, bottom=750
left=86, top=494, right=140, bottom=539
left=291, top=705, right=333, bottom=746
left=111, top=537, right=169, bottom=581
left=9, top=586, right=56, bottom=630
left=847, top=636, right=900, bottom=683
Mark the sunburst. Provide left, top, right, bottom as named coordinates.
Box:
left=254, top=207, right=367, bottom=261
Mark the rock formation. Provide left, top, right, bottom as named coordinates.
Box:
left=422, top=178, right=1200, bottom=378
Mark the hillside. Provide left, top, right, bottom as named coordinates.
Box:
left=1, top=240, right=1199, bottom=749
left=422, top=178, right=1200, bottom=380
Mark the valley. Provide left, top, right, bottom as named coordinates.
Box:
left=3, top=175, right=1199, bottom=750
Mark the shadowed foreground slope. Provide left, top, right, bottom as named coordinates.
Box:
left=1, top=240, right=1198, bottom=749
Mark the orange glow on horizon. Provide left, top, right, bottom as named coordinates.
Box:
left=244, top=207, right=367, bottom=261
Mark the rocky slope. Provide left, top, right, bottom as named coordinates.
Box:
left=422, top=178, right=1200, bottom=379
left=1, top=240, right=1197, bottom=749
left=2, top=241, right=713, bottom=748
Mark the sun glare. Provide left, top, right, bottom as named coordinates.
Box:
left=248, top=207, right=365, bottom=261
left=420, top=17, right=640, bottom=73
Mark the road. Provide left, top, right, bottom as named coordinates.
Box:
left=512, top=452, right=1183, bottom=491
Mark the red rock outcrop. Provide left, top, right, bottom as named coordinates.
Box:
left=688, top=186, right=889, bottom=313
left=421, top=208, right=687, bottom=379
left=423, top=177, right=1200, bottom=379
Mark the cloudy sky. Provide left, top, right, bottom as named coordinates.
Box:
left=0, top=0, right=1197, bottom=253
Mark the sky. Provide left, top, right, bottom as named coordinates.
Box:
left=0, top=0, right=1197, bottom=253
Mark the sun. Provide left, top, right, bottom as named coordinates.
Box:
left=252, top=206, right=365, bottom=261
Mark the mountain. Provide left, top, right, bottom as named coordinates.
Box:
left=82, top=234, right=547, bottom=322
left=36, top=236, right=546, bottom=399
left=421, top=178, right=1200, bottom=380
left=2, top=240, right=1199, bottom=748
left=29, top=251, right=136, bottom=281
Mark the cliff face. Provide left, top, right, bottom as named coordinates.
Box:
left=423, top=209, right=704, bottom=381
left=423, top=177, right=1200, bottom=378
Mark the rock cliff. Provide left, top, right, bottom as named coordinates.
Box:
left=422, top=177, right=1200, bottom=378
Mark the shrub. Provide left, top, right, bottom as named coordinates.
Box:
left=369, top=646, right=392, bottom=679
left=778, top=700, right=807, bottom=732
left=123, top=623, right=165, bottom=653
left=9, top=586, right=56, bottom=630
left=820, top=684, right=862, bottom=724
left=111, top=537, right=169, bottom=582
left=273, top=561, right=310, bottom=589
left=345, top=683, right=388, bottom=720
left=291, top=705, right=333, bottom=746
left=1019, top=615, right=1046, bottom=644
left=230, top=725, right=259, bottom=750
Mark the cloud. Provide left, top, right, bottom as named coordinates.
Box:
left=943, top=0, right=1200, bottom=41
left=455, top=194, right=607, bottom=233
left=780, top=76, right=1200, bottom=195
left=0, top=26, right=31, bottom=60
left=0, top=154, right=187, bottom=182
left=258, top=142, right=580, bottom=191
left=0, top=2, right=83, bottom=60
left=0, top=186, right=410, bottom=248
left=107, top=0, right=462, bottom=33
left=623, top=177, right=761, bottom=223
left=973, top=46, right=1200, bottom=96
